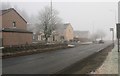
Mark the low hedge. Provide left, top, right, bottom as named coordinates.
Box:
left=2, top=43, right=68, bottom=53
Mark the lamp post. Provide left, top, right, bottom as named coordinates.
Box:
left=109, top=9, right=116, bottom=43
left=110, top=28, right=114, bottom=44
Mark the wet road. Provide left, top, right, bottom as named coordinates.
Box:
left=3, top=42, right=112, bottom=74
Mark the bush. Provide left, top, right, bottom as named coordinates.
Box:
left=2, top=43, right=68, bottom=53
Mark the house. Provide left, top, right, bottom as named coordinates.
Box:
left=34, top=23, right=74, bottom=43
left=35, top=31, right=61, bottom=43
left=63, top=23, right=74, bottom=41
left=57, top=23, right=74, bottom=41
left=0, top=8, right=33, bottom=47
left=33, top=32, right=45, bottom=42
left=74, top=31, right=90, bottom=42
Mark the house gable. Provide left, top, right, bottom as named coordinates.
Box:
left=64, top=23, right=74, bottom=41
left=2, top=8, right=27, bottom=30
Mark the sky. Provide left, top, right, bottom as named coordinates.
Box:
left=1, top=1, right=119, bottom=40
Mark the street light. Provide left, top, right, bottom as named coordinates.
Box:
left=110, top=28, right=114, bottom=44
left=109, top=9, right=116, bottom=44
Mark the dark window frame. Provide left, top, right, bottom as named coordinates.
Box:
left=12, top=21, right=16, bottom=28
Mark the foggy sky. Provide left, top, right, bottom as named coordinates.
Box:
left=5, top=2, right=118, bottom=40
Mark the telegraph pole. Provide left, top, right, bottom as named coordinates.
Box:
left=51, top=0, right=52, bottom=14
left=50, top=0, right=55, bottom=41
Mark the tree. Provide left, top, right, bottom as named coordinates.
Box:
left=37, top=6, right=62, bottom=42
left=27, top=15, right=38, bottom=32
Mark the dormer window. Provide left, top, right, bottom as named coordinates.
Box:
left=13, top=21, right=16, bottom=28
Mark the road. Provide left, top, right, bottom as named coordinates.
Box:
left=2, top=42, right=112, bottom=74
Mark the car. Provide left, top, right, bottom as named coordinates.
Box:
left=0, top=47, right=4, bottom=50
left=99, top=40, right=104, bottom=44
left=68, top=44, right=75, bottom=48
left=63, top=40, right=68, bottom=44
left=81, top=42, right=92, bottom=45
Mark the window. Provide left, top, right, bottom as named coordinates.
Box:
left=13, top=22, right=16, bottom=28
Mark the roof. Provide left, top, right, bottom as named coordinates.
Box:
left=55, top=23, right=73, bottom=35
left=0, top=8, right=12, bottom=15
left=1, top=28, right=33, bottom=33
left=64, top=23, right=71, bottom=29
left=0, top=8, right=27, bottom=23
left=57, top=23, right=72, bottom=31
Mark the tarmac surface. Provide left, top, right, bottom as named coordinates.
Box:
left=2, top=42, right=112, bottom=74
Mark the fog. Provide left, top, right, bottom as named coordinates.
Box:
left=2, top=2, right=118, bottom=40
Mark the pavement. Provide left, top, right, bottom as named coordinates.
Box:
left=91, top=45, right=118, bottom=74
left=2, top=42, right=112, bottom=74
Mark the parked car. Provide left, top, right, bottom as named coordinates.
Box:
left=0, top=47, right=4, bottom=50
left=81, top=42, right=92, bottom=45
left=99, top=40, right=104, bottom=44
left=68, top=44, right=75, bottom=48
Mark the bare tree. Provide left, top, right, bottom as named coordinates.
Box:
left=37, top=6, right=62, bottom=42
left=27, top=14, right=39, bottom=32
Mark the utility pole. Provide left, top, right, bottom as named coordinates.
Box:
left=92, top=21, right=95, bottom=41
left=51, top=0, right=52, bottom=15
left=50, top=0, right=55, bottom=41
left=50, top=0, right=53, bottom=27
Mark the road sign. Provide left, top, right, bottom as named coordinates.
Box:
left=116, top=23, right=120, bottom=38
